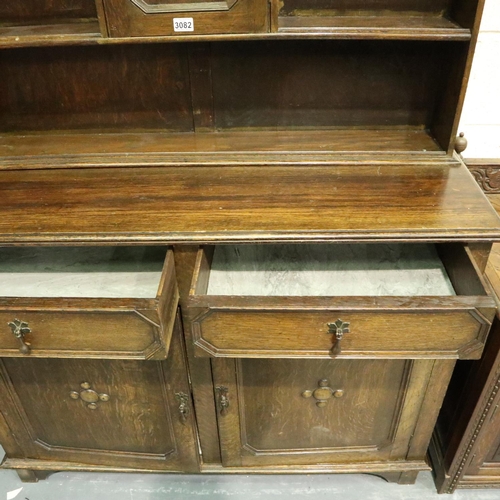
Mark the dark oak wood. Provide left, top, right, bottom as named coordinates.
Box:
left=0, top=163, right=498, bottom=244
left=95, top=0, right=110, bottom=36
left=0, top=249, right=178, bottom=360
left=0, top=0, right=495, bottom=489
left=271, top=0, right=476, bottom=40
left=434, top=1, right=485, bottom=154
left=188, top=243, right=495, bottom=359
left=173, top=245, right=222, bottom=464
left=211, top=356, right=452, bottom=474
left=0, top=44, right=193, bottom=133
left=0, top=1, right=102, bottom=49
left=0, top=37, right=478, bottom=159
left=467, top=243, right=493, bottom=273
left=187, top=44, right=216, bottom=131
left=0, top=130, right=448, bottom=171
left=0, top=315, right=199, bottom=472
left=210, top=40, right=449, bottom=130
left=0, top=1, right=98, bottom=25
left=0, top=0, right=484, bottom=47
left=0, top=22, right=102, bottom=47
left=274, top=15, right=471, bottom=40
left=431, top=198, right=500, bottom=492
left=102, top=0, right=268, bottom=37
left=468, top=159, right=500, bottom=193
left=191, top=307, right=493, bottom=359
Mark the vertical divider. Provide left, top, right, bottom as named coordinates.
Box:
left=94, top=0, right=110, bottom=37
left=188, top=43, right=215, bottom=132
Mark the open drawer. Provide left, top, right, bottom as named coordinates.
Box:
left=0, top=247, right=178, bottom=360
left=187, top=243, right=496, bottom=360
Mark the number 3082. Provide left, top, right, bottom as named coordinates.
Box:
left=173, top=18, right=194, bottom=32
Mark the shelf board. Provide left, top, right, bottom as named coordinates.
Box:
left=277, top=14, right=471, bottom=40
left=0, top=128, right=447, bottom=170
left=0, top=162, right=498, bottom=244
left=0, top=20, right=102, bottom=48
left=0, top=15, right=469, bottom=48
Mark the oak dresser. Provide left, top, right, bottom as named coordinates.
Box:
left=431, top=161, right=500, bottom=493
left=0, top=0, right=498, bottom=490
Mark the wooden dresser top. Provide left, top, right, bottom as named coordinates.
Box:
left=0, top=162, right=499, bottom=244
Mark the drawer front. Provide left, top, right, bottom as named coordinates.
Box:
left=189, top=244, right=497, bottom=360
left=0, top=248, right=179, bottom=360
left=191, top=308, right=493, bottom=359
left=0, top=309, right=169, bottom=359
left=103, top=0, right=268, bottom=37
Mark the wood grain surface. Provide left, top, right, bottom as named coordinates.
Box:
left=0, top=1, right=97, bottom=25
left=0, top=316, right=199, bottom=471
left=0, top=163, right=498, bottom=243
left=0, top=44, right=192, bottom=133
left=0, top=0, right=492, bottom=486
left=0, top=129, right=447, bottom=170
left=0, top=249, right=178, bottom=359
left=211, top=357, right=436, bottom=468
left=103, top=0, right=268, bottom=37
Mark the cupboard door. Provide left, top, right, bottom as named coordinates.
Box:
left=462, top=387, right=500, bottom=481
left=0, top=319, right=198, bottom=471
left=212, top=357, right=443, bottom=467
left=103, top=0, right=268, bottom=37
left=128, top=0, right=237, bottom=13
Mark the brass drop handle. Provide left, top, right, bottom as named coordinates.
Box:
left=216, top=386, right=229, bottom=416
left=8, top=319, right=31, bottom=354
left=327, top=319, right=350, bottom=355
left=302, top=379, right=344, bottom=408
left=70, top=382, right=110, bottom=410
left=175, top=392, right=190, bottom=424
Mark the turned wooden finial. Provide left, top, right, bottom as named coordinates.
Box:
left=455, top=132, right=468, bottom=154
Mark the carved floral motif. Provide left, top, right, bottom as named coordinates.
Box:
left=469, top=166, right=500, bottom=193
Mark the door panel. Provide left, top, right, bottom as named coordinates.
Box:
left=0, top=318, right=199, bottom=471
left=213, top=357, right=432, bottom=467
left=103, top=0, right=268, bottom=37
left=240, top=358, right=406, bottom=452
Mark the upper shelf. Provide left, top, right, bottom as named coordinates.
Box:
left=0, top=128, right=448, bottom=170
left=0, top=24, right=471, bottom=49
left=270, top=0, right=478, bottom=41
left=0, top=20, right=102, bottom=48
left=0, top=39, right=468, bottom=156
left=0, top=0, right=478, bottom=48
left=0, top=1, right=102, bottom=48
left=275, top=14, right=471, bottom=41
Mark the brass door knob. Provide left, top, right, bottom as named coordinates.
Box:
left=70, top=382, right=110, bottom=410
left=302, top=379, right=344, bottom=407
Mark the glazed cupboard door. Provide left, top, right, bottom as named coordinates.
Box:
left=0, top=320, right=199, bottom=472
left=212, top=357, right=452, bottom=468
left=102, top=0, right=268, bottom=37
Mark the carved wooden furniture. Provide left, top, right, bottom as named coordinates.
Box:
left=430, top=168, right=500, bottom=493
left=468, top=159, right=500, bottom=194
left=0, top=0, right=498, bottom=489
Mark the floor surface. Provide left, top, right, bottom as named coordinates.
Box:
left=1, top=463, right=500, bottom=500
